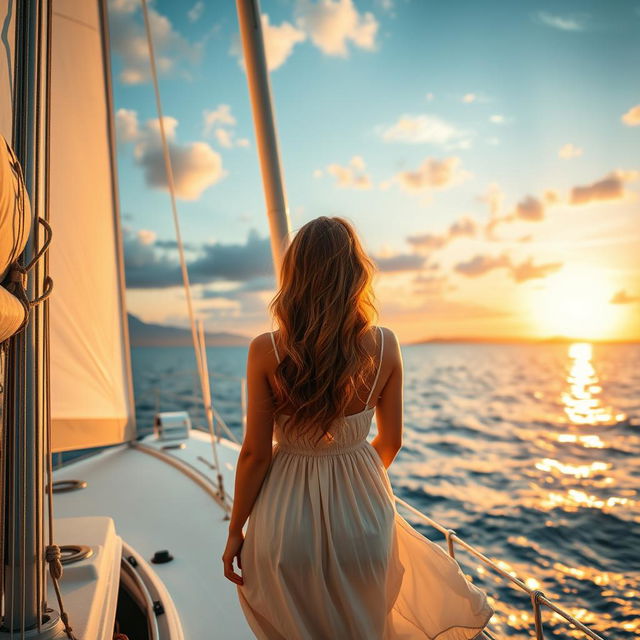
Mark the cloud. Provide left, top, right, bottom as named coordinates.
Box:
left=232, top=1, right=381, bottom=71
left=535, top=11, right=589, bottom=31
left=213, top=129, right=233, bottom=149
left=295, top=0, right=378, bottom=57
left=202, top=105, right=250, bottom=149
left=212, top=129, right=249, bottom=149
left=513, top=195, right=545, bottom=222
left=412, top=273, right=450, bottom=296
left=375, top=0, right=394, bottom=11
left=482, top=190, right=551, bottom=239
left=569, top=170, right=639, bottom=205
left=137, top=141, right=224, bottom=200
left=124, top=229, right=274, bottom=289
left=610, top=289, right=640, bottom=305
left=373, top=252, right=426, bottom=273
left=116, top=108, right=139, bottom=142
left=121, top=113, right=225, bottom=200
left=407, top=215, right=477, bottom=253
left=203, top=105, right=236, bottom=134
left=189, top=230, right=274, bottom=283
left=454, top=253, right=562, bottom=282
left=201, top=276, right=276, bottom=299
left=480, top=169, right=638, bottom=241
left=393, top=157, right=471, bottom=192
left=154, top=239, right=196, bottom=251
left=462, top=92, right=490, bottom=104
left=454, top=253, right=510, bottom=278
left=136, top=229, right=156, bottom=245
left=543, top=189, right=561, bottom=205
left=558, top=143, right=583, bottom=159
left=109, top=0, right=201, bottom=85
left=123, top=228, right=182, bottom=288
left=479, top=182, right=505, bottom=217
left=261, top=13, right=307, bottom=70
left=621, top=104, right=640, bottom=126
left=324, top=156, right=372, bottom=189
left=509, top=257, right=562, bottom=283
left=406, top=233, right=448, bottom=252
left=449, top=216, right=478, bottom=238
left=188, top=1, right=204, bottom=22
left=378, top=114, right=473, bottom=148
left=231, top=14, right=306, bottom=71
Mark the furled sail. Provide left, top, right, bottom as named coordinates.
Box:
left=0, top=1, right=135, bottom=451
left=0, top=136, right=30, bottom=342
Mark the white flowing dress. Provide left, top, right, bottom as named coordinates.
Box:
left=237, top=328, right=494, bottom=639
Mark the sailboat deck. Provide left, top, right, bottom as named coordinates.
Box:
left=53, top=430, right=251, bottom=639
left=53, top=430, right=499, bottom=639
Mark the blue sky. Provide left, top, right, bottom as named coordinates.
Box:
left=110, top=0, right=640, bottom=341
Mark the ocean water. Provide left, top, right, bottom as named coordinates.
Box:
left=131, top=342, right=640, bottom=639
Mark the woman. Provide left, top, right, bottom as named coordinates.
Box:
left=223, top=217, right=493, bottom=639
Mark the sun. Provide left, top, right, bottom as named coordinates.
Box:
left=527, top=267, right=620, bottom=340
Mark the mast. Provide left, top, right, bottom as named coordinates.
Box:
left=236, top=0, right=291, bottom=275
left=0, top=0, right=61, bottom=635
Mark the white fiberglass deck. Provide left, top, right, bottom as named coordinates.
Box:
left=53, top=430, right=251, bottom=639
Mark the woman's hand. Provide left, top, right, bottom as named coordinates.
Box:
left=222, top=531, right=245, bottom=585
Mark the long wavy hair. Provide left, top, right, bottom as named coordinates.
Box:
left=269, top=216, right=378, bottom=442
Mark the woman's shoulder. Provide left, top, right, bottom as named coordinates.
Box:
left=249, top=331, right=276, bottom=351
left=376, top=325, right=401, bottom=362
left=250, top=330, right=275, bottom=344
left=247, top=331, right=277, bottom=371
left=377, top=325, right=399, bottom=346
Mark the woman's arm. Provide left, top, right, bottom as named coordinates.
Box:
left=223, top=333, right=275, bottom=585
left=371, top=328, right=403, bottom=468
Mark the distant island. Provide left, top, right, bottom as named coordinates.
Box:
left=128, top=314, right=251, bottom=347
left=410, top=335, right=638, bottom=345
left=127, top=315, right=637, bottom=347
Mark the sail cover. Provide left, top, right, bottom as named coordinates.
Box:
left=0, top=1, right=135, bottom=451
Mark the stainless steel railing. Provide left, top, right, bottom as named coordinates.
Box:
left=394, top=496, right=607, bottom=640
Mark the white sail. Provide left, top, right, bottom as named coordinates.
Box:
left=0, top=1, right=135, bottom=451
left=48, top=0, right=134, bottom=452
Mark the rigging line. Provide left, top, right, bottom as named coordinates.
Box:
left=197, top=320, right=227, bottom=511
left=38, top=0, right=75, bottom=634
left=0, top=345, right=5, bottom=632
left=139, top=0, right=203, bottom=387
left=44, top=294, right=77, bottom=640
left=140, top=0, right=227, bottom=509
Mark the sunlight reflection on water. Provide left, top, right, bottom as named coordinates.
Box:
left=561, top=342, right=627, bottom=426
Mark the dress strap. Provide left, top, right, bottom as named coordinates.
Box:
left=270, top=331, right=280, bottom=363
left=364, top=326, right=384, bottom=409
